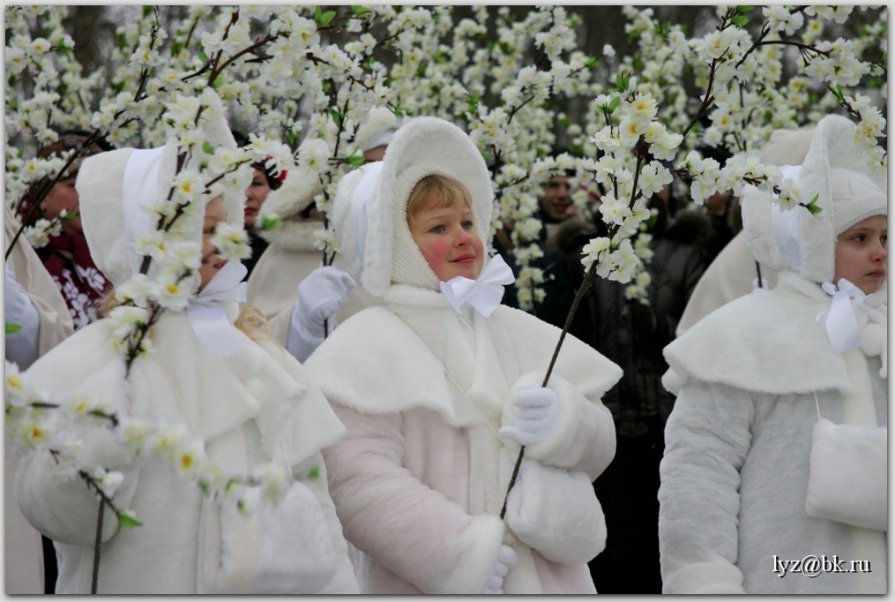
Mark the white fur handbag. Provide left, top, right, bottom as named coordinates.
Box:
left=198, top=480, right=338, bottom=593
left=805, top=417, right=887, bottom=532
left=505, top=459, right=607, bottom=564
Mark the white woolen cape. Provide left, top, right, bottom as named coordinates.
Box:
left=659, top=271, right=887, bottom=594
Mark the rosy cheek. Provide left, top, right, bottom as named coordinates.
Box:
left=421, top=239, right=452, bottom=275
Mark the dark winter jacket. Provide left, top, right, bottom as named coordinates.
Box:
left=561, top=210, right=710, bottom=437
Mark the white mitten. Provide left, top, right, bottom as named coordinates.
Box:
left=499, top=382, right=559, bottom=447
left=5, top=265, right=40, bottom=369
left=480, top=544, right=517, bottom=594
left=286, top=266, right=356, bottom=362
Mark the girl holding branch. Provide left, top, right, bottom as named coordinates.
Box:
left=305, top=117, right=620, bottom=594
left=12, top=117, right=359, bottom=594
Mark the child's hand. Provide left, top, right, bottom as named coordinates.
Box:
left=499, top=383, right=559, bottom=447
left=294, top=266, right=357, bottom=338
left=480, top=544, right=517, bottom=594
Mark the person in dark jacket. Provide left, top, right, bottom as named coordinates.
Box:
left=556, top=184, right=709, bottom=593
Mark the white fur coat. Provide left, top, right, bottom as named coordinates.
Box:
left=14, top=311, right=359, bottom=594
left=305, top=287, right=621, bottom=594
left=659, top=271, right=887, bottom=594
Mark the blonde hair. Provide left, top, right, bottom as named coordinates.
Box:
left=406, top=174, right=473, bottom=225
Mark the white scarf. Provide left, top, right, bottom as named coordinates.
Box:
left=186, top=260, right=248, bottom=357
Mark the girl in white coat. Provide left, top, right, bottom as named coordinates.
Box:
left=305, top=117, right=620, bottom=594
left=13, top=121, right=359, bottom=594
left=658, top=114, right=887, bottom=594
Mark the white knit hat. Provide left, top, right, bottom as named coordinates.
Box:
left=76, top=116, right=247, bottom=286
left=742, top=114, right=887, bottom=284
left=360, top=117, right=493, bottom=298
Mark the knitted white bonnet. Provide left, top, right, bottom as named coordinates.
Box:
left=361, top=117, right=493, bottom=297
left=741, top=114, right=887, bottom=284
left=76, top=116, right=247, bottom=286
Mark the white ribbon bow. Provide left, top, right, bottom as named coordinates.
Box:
left=820, top=278, right=865, bottom=353
left=439, top=254, right=516, bottom=318
left=186, top=260, right=248, bottom=357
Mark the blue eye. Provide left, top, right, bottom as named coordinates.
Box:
left=430, top=225, right=446, bottom=234
left=462, top=220, right=475, bottom=230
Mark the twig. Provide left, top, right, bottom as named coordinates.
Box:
left=500, top=260, right=599, bottom=519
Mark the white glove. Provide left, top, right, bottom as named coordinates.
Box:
left=480, top=544, right=517, bottom=594
left=5, top=265, right=40, bottom=369
left=286, top=266, right=356, bottom=362
left=499, top=383, right=559, bottom=447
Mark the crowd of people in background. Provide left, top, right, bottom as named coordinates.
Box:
left=5, top=110, right=887, bottom=595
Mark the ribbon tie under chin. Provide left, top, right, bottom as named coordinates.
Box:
left=439, top=254, right=516, bottom=318
left=186, top=260, right=249, bottom=357
left=819, top=278, right=865, bottom=353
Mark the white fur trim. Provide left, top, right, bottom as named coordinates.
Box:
left=431, top=514, right=505, bottom=593
left=258, top=218, right=322, bottom=252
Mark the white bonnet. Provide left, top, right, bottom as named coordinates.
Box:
left=361, top=117, right=493, bottom=297
left=256, top=164, right=323, bottom=251
left=76, top=116, right=246, bottom=286
left=741, top=114, right=887, bottom=284
left=330, top=161, right=383, bottom=280
left=355, top=106, right=399, bottom=153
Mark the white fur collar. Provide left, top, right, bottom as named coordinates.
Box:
left=663, top=272, right=858, bottom=396
left=305, top=303, right=622, bottom=426
left=259, top=218, right=322, bottom=252
left=25, top=311, right=344, bottom=468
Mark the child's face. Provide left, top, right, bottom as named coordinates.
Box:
left=834, top=214, right=887, bottom=294
left=199, top=196, right=228, bottom=291
left=409, top=192, right=485, bottom=282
